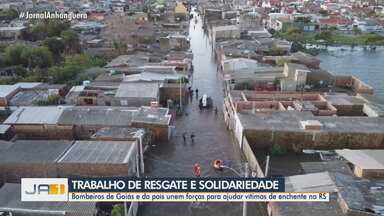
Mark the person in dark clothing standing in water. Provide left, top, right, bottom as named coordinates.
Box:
left=182, top=132, right=187, bottom=143
left=190, top=132, right=195, bottom=143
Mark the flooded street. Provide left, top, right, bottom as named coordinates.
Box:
left=139, top=11, right=267, bottom=216
left=318, top=47, right=384, bottom=100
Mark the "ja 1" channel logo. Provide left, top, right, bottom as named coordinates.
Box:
left=21, top=178, right=68, bottom=201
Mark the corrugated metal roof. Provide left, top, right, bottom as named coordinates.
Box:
left=124, top=72, right=183, bottom=82
left=4, top=106, right=70, bottom=125
left=0, top=124, right=10, bottom=134
left=68, top=85, right=85, bottom=93
left=336, top=149, right=384, bottom=170
left=0, top=183, right=96, bottom=214
left=285, top=172, right=337, bottom=193
left=0, top=140, right=73, bottom=163
left=57, top=106, right=137, bottom=126
left=58, top=140, right=136, bottom=164
left=91, top=127, right=147, bottom=140
left=57, top=106, right=170, bottom=126
left=14, top=82, right=42, bottom=89
left=133, top=106, right=171, bottom=125
left=9, top=90, right=49, bottom=106
left=115, top=82, right=159, bottom=98
left=0, top=85, right=19, bottom=98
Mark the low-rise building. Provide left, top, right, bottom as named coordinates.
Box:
left=0, top=140, right=73, bottom=183
left=174, top=2, right=188, bottom=20
left=4, top=106, right=73, bottom=139
left=0, top=26, right=26, bottom=41
left=0, top=183, right=97, bottom=216
left=0, top=85, right=20, bottom=107
left=211, top=25, right=240, bottom=42
left=57, top=140, right=140, bottom=177
left=113, top=82, right=160, bottom=107
left=336, top=149, right=384, bottom=178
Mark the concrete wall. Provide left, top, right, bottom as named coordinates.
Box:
left=335, top=76, right=374, bottom=95
left=242, top=136, right=265, bottom=177
left=11, top=124, right=74, bottom=140
left=0, top=163, right=57, bottom=184
left=0, top=87, right=20, bottom=107
left=57, top=163, right=134, bottom=177
left=159, top=85, right=188, bottom=106
left=66, top=212, right=96, bottom=216
left=112, top=97, right=157, bottom=107
left=353, top=165, right=384, bottom=178
left=245, top=129, right=384, bottom=151
left=332, top=103, right=365, bottom=116
left=131, top=122, right=169, bottom=141
left=338, top=193, right=375, bottom=216
left=306, top=70, right=334, bottom=87
left=73, top=125, right=102, bottom=140
left=213, top=27, right=240, bottom=41
left=236, top=101, right=286, bottom=113
left=0, top=98, right=7, bottom=107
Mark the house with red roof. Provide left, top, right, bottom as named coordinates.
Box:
left=318, top=16, right=352, bottom=30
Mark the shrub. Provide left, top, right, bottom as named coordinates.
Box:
left=271, top=144, right=287, bottom=156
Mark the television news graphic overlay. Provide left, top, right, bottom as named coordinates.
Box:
left=21, top=177, right=330, bottom=202
left=21, top=178, right=68, bottom=201
left=19, top=11, right=87, bottom=20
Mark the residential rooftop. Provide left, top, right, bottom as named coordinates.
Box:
left=57, top=106, right=137, bottom=126
left=58, top=140, right=137, bottom=164
left=115, top=82, right=160, bottom=98
left=4, top=106, right=70, bottom=125
left=57, top=106, right=170, bottom=126
left=91, top=127, right=148, bottom=141
left=240, top=111, right=384, bottom=133
left=0, top=140, right=73, bottom=163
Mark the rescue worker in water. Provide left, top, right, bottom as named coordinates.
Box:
left=193, top=163, right=201, bottom=177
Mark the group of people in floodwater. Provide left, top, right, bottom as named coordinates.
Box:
left=187, top=87, right=218, bottom=114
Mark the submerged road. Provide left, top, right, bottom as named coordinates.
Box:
left=139, top=11, right=251, bottom=216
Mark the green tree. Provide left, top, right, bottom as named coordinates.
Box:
left=113, top=39, right=128, bottom=54
left=21, top=47, right=53, bottom=68
left=314, top=31, right=332, bottom=41
left=31, top=20, right=70, bottom=38
left=48, top=65, right=80, bottom=83
left=61, top=30, right=80, bottom=53
left=111, top=204, right=125, bottom=216
left=48, top=54, right=104, bottom=84
left=352, top=26, right=362, bottom=35
left=285, top=27, right=304, bottom=42
left=290, top=41, right=304, bottom=53
left=0, top=9, right=18, bottom=21
left=64, top=54, right=92, bottom=67
left=286, top=26, right=302, bottom=35
left=364, top=33, right=384, bottom=45
left=43, top=37, right=65, bottom=57
left=11, top=65, right=28, bottom=77
left=4, top=44, right=28, bottom=66
left=271, top=144, right=287, bottom=156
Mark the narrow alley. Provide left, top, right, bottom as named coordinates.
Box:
left=139, top=10, right=249, bottom=216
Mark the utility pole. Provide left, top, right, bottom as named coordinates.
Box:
left=265, top=155, right=270, bottom=177
left=218, top=162, right=249, bottom=216
left=242, top=162, right=248, bottom=216
left=179, top=77, right=183, bottom=111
